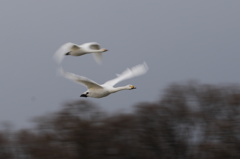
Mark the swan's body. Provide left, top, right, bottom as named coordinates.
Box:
left=59, top=62, right=148, bottom=98
left=54, top=42, right=108, bottom=64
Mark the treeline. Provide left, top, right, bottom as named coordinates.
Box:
left=0, top=82, right=240, bottom=159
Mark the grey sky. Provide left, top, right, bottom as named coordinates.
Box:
left=0, top=0, right=240, bottom=128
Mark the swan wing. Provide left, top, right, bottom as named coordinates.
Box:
left=103, top=62, right=149, bottom=87
left=80, top=42, right=103, bottom=64
left=89, top=43, right=100, bottom=50
left=53, top=42, right=77, bottom=64
left=59, top=68, right=103, bottom=89
left=79, top=42, right=100, bottom=50
left=92, top=53, right=102, bottom=64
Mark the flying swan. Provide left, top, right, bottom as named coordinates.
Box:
left=54, top=42, right=108, bottom=64
left=59, top=62, right=149, bottom=98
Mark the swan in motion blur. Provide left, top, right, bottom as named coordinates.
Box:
left=59, top=62, right=148, bottom=98
left=54, top=42, right=108, bottom=64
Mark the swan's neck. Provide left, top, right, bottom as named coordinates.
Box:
left=90, top=49, right=106, bottom=53
left=110, top=86, right=130, bottom=93
left=91, top=50, right=102, bottom=53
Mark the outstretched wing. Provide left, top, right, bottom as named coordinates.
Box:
left=59, top=68, right=103, bottom=89
left=53, top=42, right=77, bottom=64
left=80, top=42, right=102, bottom=64
left=89, top=43, right=103, bottom=64
left=89, top=43, right=100, bottom=50
left=92, top=53, right=102, bottom=64
left=80, top=42, right=103, bottom=64
left=103, top=62, right=149, bottom=87
left=80, top=42, right=100, bottom=50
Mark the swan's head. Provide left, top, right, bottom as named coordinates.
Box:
left=101, top=48, right=108, bottom=52
left=128, top=85, right=136, bottom=90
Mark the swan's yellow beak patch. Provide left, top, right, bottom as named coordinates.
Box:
left=130, top=85, right=136, bottom=89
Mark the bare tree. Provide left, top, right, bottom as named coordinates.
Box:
left=1, top=81, right=239, bottom=159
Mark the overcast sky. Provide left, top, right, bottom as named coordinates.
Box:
left=0, top=0, right=240, bottom=129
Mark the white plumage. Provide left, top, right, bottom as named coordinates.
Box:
left=59, top=62, right=148, bottom=98
left=54, top=42, right=108, bottom=64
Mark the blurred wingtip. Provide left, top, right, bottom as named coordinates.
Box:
left=54, top=42, right=75, bottom=64
left=93, top=53, right=103, bottom=65
left=142, top=61, right=149, bottom=72
left=53, top=51, right=64, bottom=64
left=95, top=59, right=103, bottom=65
left=57, top=67, right=65, bottom=77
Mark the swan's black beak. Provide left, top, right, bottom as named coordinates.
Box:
left=102, top=49, right=108, bottom=52
left=80, top=94, right=87, bottom=97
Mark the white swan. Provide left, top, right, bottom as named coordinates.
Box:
left=59, top=62, right=149, bottom=98
left=54, top=42, right=108, bottom=64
